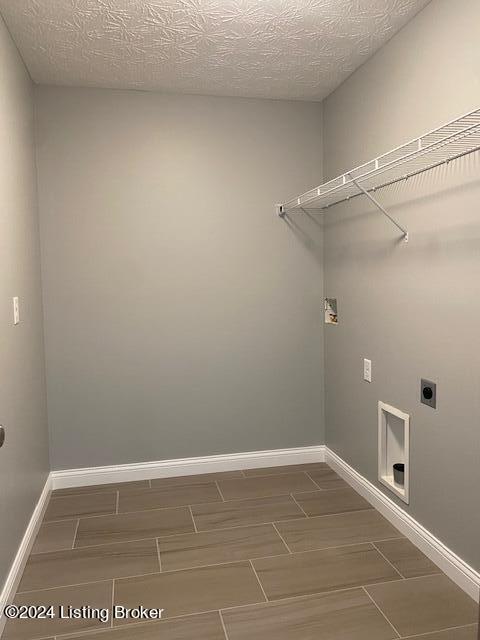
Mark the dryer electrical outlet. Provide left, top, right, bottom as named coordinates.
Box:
left=421, top=379, right=437, bottom=409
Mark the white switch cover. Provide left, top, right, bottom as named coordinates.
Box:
left=13, top=297, right=20, bottom=325
left=363, top=358, right=372, bottom=383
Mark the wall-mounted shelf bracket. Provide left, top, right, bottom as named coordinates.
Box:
left=347, top=173, right=409, bottom=242
left=275, top=204, right=285, bottom=217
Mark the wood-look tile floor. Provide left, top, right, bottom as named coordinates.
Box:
left=5, top=463, right=478, bottom=640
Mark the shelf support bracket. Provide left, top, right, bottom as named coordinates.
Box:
left=347, top=173, right=409, bottom=242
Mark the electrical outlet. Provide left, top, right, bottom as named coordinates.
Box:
left=421, top=379, right=436, bottom=408
left=13, top=297, right=20, bottom=325
left=363, top=358, right=372, bottom=383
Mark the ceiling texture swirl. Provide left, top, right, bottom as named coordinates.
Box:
left=0, top=0, right=430, bottom=100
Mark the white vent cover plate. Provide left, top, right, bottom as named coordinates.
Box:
left=0, top=0, right=431, bottom=101
left=378, top=401, right=410, bottom=504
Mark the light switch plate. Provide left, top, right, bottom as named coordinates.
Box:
left=364, top=358, right=372, bottom=383
left=13, top=297, right=20, bottom=325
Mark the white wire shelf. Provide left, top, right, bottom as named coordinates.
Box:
left=278, top=108, right=480, bottom=234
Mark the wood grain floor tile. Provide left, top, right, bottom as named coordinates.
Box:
left=75, top=507, right=194, bottom=547
left=252, top=543, right=400, bottom=601
left=365, top=574, right=478, bottom=637
left=3, top=581, right=112, bottom=640
left=242, top=463, right=328, bottom=477
left=19, top=539, right=159, bottom=591
left=44, top=493, right=117, bottom=522
left=9, top=467, right=471, bottom=640
left=63, top=611, right=226, bottom=640
left=404, top=625, right=479, bottom=640
left=118, top=482, right=222, bottom=513
left=114, top=561, right=265, bottom=621
left=31, top=520, right=78, bottom=554
left=293, top=487, right=372, bottom=517
left=218, top=473, right=317, bottom=501
left=159, top=523, right=288, bottom=571
left=374, top=538, right=441, bottom=578
left=192, top=495, right=305, bottom=531
left=151, top=470, right=243, bottom=488
left=306, top=467, right=349, bottom=490
left=52, top=480, right=150, bottom=497
left=222, top=588, right=398, bottom=640
left=275, top=509, right=402, bottom=552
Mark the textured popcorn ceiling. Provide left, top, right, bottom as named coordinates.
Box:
left=0, top=0, right=430, bottom=101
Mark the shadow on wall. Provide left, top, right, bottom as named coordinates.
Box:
left=282, top=211, right=323, bottom=268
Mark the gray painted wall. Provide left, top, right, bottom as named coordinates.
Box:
left=35, top=87, right=325, bottom=470
left=0, top=16, right=49, bottom=591
left=323, top=0, right=480, bottom=570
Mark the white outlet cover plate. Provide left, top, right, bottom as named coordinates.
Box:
left=364, top=358, right=372, bottom=383
left=13, top=297, right=20, bottom=325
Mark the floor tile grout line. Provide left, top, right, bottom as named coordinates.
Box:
left=49, top=490, right=118, bottom=500
left=218, top=609, right=231, bottom=640
left=191, top=507, right=389, bottom=535
left=271, top=522, right=292, bottom=554
left=45, top=503, right=208, bottom=525
left=290, top=492, right=310, bottom=517
left=16, top=571, right=161, bottom=595
left=218, top=572, right=424, bottom=611
left=26, top=530, right=408, bottom=560
left=43, top=497, right=376, bottom=526
left=155, top=537, right=162, bottom=572
left=110, top=579, right=115, bottom=628
left=16, top=563, right=418, bottom=599
left=215, top=480, right=226, bottom=502
left=385, top=571, right=452, bottom=582
left=44, top=497, right=222, bottom=524
left=71, top=518, right=80, bottom=549
left=293, top=486, right=356, bottom=495
left=29, top=535, right=170, bottom=554
left=362, top=586, right=402, bottom=638
left=57, top=503, right=374, bottom=526
left=248, top=559, right=269, bottom=603
left=237, top=466, right=328, bottom=480
left=305, top=471, right=324, bottom=491
left=19, top=541, right=432, bottom=597
left=188, top=505, right=198, bottom=532
left=399, top=623, right=479, bottom=639
left=44, top=511, right=115, bottom=524
left=371, top=541, right=405, bottom=579
left=191, top=518, right=306, bottom=535
left=110, top=497, right=225, bottom=516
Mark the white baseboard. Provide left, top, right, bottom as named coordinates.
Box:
left=0, top=474, right=52, bottom=636
left=326, top=447, right=480, bottom=603
left=51, top=445, right=326, bottom=490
